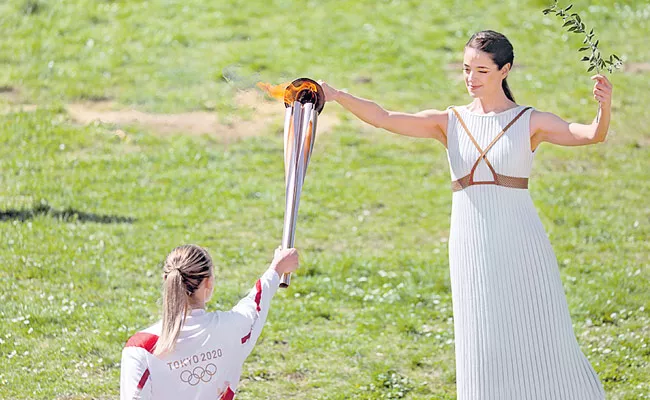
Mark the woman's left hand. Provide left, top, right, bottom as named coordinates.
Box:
left=318, top=81, right=341, bottom=102
left=591, top=74, right=613, bottom=110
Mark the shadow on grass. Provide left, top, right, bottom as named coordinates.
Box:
left=0, top=203, right=135, bottom=224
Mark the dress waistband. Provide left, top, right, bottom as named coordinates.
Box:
left=451, top=173, right=528, bottom=192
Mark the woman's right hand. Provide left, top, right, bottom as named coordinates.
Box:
left=271, top=247, right=299, bottom=275
left=318, top=81, right=340, bottom=102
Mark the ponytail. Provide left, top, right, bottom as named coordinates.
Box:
left=155, top=269, right=188, bottom=356
left=502, top=78, right=515, bottom=102
left=154, top=245, right=213, bottom=356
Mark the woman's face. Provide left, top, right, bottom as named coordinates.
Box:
left=462, top=47, right=509, bottom=99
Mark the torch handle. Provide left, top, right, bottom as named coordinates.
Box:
left=279, top=273, right=292, bottom=287
left=280, top=175, right=297, bottom=288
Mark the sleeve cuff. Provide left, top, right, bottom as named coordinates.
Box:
left=264, top=267, right=281, bottom=285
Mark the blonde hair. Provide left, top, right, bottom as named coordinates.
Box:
left=154, top=244, right=213, bottom=356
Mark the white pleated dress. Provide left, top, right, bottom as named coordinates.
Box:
left=445, top=105, right=604, bottom=400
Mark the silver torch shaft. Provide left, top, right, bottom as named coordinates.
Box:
left=281, top=102, right=303, bottom=250
left=279, top=78, right=324, bottom=288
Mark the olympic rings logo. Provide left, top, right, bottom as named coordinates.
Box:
left=179, top=363, right=217, bottom=386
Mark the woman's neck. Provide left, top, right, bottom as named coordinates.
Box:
left=188, top=299, right=206, bottom=310
left=468, top=95, right=516, bottom=114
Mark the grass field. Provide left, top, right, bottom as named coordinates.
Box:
left=1, top=0, right=649, bottom=399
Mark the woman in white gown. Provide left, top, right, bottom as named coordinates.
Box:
left=320, top=30, right=612, bottom=399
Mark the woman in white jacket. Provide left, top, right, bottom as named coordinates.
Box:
left=120, top=244, right=299, bottom=400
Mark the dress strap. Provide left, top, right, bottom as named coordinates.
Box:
left=468, top=107, right=531, bottom=183
left=450, top=107, right=483, bottom=153
left=477, top=107, right=532, bottom=161
left=451, top=107, right=499, bottom=181
left=450, top=106, right=532, bottom=191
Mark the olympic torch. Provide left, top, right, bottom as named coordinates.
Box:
left=278, top=78, right=325, bottom=288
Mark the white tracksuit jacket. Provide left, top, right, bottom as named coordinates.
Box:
left=120, top=267, right=280, bottom=400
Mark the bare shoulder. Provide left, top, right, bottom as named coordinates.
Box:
left=530, top=109, right=565, bottom=135
left=415, top=108, right=449, bottom=118
left=415, top=108, right=449, bottom=131
left=530, top=109, right=556, bottom=121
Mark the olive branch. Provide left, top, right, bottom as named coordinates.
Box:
left=543, top=1, right=623, bottom=74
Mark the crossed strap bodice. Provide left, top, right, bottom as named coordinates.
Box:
left=450, top=106, right=532, bottom=192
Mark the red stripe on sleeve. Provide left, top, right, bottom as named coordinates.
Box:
left=125, top=332, right=159, bottom=353
left=220, top=386, right=236, bottom=400
left=137, top=369, right=150, bottom=390
left=240, top=279, right=264, bottom=344
left=127, top=333, right=158, bottom=391
left=241, top=330, right=252, bottom=344
left=254, top=279, right=262, bottom=312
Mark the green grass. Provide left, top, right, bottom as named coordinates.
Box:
left=1, top=0, right=649, bottom=399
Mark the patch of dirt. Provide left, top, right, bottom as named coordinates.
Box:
left=286, top=371, right=307, bottom=381
left=445, top=63, right=465, bottom=82
left=66, top=101, right=222, bottom=136
left=1, top=103, right=38, bottom=113
left=0, top=86, right=23, bottom=103
left=0, top=86, right=38, bottom=113
left=624, top=62, right=650, bottom=74
left=1, top=86, right=340, bottom=139
left=65, top=90, right=340, bottom=140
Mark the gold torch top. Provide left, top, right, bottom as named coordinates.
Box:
left=257, top=78, right=325, bottom=114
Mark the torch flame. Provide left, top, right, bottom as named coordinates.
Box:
left=259, top=78, right=325, bottom=114
left=257, top=80, right=319, bottom=104
left=256, top=81, right=289, bottom=101
left=256, top=79, right=319, bottom=107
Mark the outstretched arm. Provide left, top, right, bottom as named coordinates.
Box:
left=320, top=82, right=448, bottom=145
left=227, top=248, right=298, bottom=363
left=530, top=75, right=612, bottom=150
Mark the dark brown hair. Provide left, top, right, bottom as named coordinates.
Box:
left=466, top=30, right=516, bottom=102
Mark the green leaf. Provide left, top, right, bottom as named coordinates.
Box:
left=563, top=20, right=573, bottom=27
left=588, top=65, right=596, bottom=72
left=613, top=54, right=621, bottom=61
left=581, top=56, right=590, bottom=61
left=564, top=4, right=573, bottom=11
left=579, top=46, right=590, bottom=51
left=595, top=40, right=599, bottom=47
left=576, top=15, right=581, bottom=23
